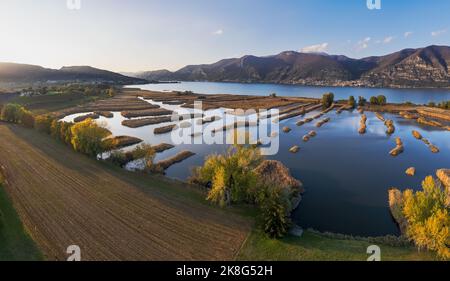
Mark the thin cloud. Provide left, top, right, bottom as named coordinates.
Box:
left=404, top=31, right=413, bottom=38
left=431, top=29, right=446, bottom=37
left=300, top=43, right=329, bottom=53
left=212, top=29, right=224, bottom=35
left=383, top=36, right=394, bottom=44
left=356, top=37, right=371, bottom=50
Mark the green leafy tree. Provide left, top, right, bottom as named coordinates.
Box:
left=1, top=103, right=22, bottom=123
left=257, top=184, right=292, bottom=238
left=377, top=95, right=387, bottom=106
left=370, top=96, right=378, bottom=105
left=348, top=96, right=356, bottom=108
left=358, top=96, right=366, bottom=106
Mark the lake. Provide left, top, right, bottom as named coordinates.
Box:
left=64, top=83, right=450, bottom=236
left=132, top=81, right=450, bottom=104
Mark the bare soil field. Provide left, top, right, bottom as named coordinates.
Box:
left=0, top=123, right=250, bottom=261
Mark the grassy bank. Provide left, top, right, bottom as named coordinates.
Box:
left=237, top=229, right=436, bottom=261
left=0, top=183, right=42, bottom=261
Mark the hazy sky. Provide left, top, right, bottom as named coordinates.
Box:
left=0, top=0, right=449, bottom=72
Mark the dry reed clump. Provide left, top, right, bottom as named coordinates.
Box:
left=375, top=112, right=385, bottom=122
left=254, top=160, right=303, bottom=192
left=106, top=136, right=143, bottom=149
left=388, top=188, right=408, bottom=234
left=197, top=116, right=222, bottom=125
left=179, top=121, right=192, bottom=128
left=94, top=111, right=114, bottom=118
left=316, top=117, right=330, bottom=128
left=399, top=111, right=419, bottom=120
left=154, top=151, right=196, bottom=171
left=411, top=131, right=440, bottom=154
left=289, top=146, right=300, bottom=153
left=417, top=107, right=450, bottom=122
left=275, top=104, right=323, bottom=122
left=405, top=167, right=416, bottom=176
left=296, top=120, right=305, bottom=126
left=254, top=160, right=304, bottom=210
left=429, top=145, right=440, bottom=153
left=213, top=121, right=259, bottom=133
left=74, top=113, right=100, bottom=122
left=412, top=130, right=422, bottom=139
left=389, top=137, right=404, bottom=156
left=336, top=104, right=349, bottom=114
left=154, top=124, right=178, bottom=135
left=417, top=117, right=443, bottom=128
left=151, top=143, right=175, bottom=153
left=384, top=119, right=395, bottom=135
left=121, top=108, right=172, bottom=118
left=308, top=130, right=317, bottom=137
left=122, top=116, right=173, bottom=128
left=359, top=114, right=367, bottom=134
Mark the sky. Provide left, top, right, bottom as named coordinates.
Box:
left=0, top=0, right=449, bottom=72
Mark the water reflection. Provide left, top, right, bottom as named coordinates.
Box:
left=62, top=99, right=450, bottom=236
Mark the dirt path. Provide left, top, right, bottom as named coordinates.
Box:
left=0, top=123, right=250, bottom=261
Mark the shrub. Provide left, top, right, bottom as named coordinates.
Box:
left=35, top=115, right=54, bottom=134
left=20, top=109, right=35, bottom=128
left=321, top=92, right=334, bottom=109
left=1, top=103, right=22, bottom=123
left=394, top=176, right=450, bottom=260
left=192, top=145, right=263, bottom=206
left=130, top=143, right=156, bottom=169
left=107, top=87, right=116, bottom=97
left=70, top=118, right=112, bottom=157
left=270, top=93, right=277, bottom=98
left=0, top=103, right=35, bottom=128
left=108, top=151, right=133, bottom=167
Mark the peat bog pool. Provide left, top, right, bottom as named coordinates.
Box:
left=63, top=83, right=450, bottom=237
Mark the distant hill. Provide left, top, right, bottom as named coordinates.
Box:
left=0, top=63, right=148, bottom=85
left=134, top=45, right=450, bottom=88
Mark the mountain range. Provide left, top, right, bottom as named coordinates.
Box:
left=0, top=63, right=147, bottom=85
left=132, top=45, right=450, bottom=88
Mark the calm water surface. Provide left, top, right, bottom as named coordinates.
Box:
left=64, top=85, right=450, bottom=236
left=132, top=81, right=450, bottom=104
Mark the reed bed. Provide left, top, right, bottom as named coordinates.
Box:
left=122, top=116, right=173, bottom=128
left=155, top=151, right=196, bottom=170
left=154, top=124, right=178, bottom=135
left=74, top=113, right=100, bottom=122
